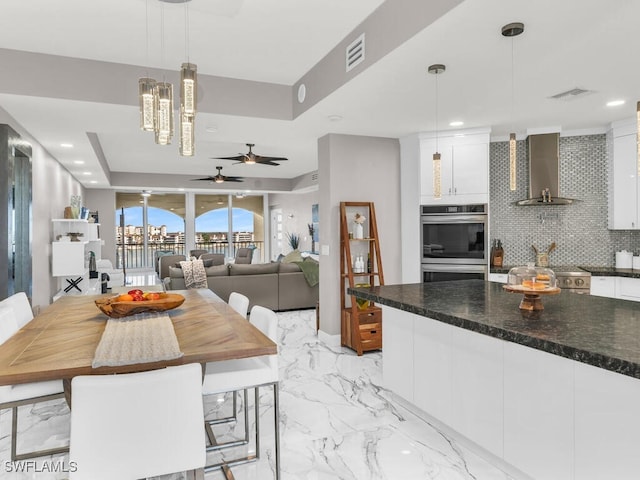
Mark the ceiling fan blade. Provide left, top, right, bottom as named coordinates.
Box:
left=257, top=160, right=283, bottom=166
left=225, top=177, right=244, bottom=182
left=211, top=155, right=245, bottom=161
left=257, top=156, right=288, bottom=162
left=191, top=177, right=216, bottom=181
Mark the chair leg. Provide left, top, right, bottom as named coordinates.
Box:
left=10, top=399, right=69, bottom=461
left=206, top=389, right=250, bottom=452
left=205, top=382, right=281, bottom=478
left=274, top=382, right=281, bottom=480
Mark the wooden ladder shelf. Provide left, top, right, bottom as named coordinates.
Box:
left=340, top=201, right=384, bottom=356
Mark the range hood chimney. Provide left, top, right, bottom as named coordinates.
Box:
left=515, top=132, right=578, bottom=206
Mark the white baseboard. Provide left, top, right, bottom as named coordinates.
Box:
left=317, top=329, right=341, bottom=347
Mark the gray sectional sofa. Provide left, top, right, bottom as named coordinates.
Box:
left=167, top=261, right=318, bottom=311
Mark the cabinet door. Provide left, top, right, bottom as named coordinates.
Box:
left=504, top=342, right=574, bottom=480
left=609, top=133, right=638, bottom=229
left=413, top=316, right=453, bottom=425
left=451, top=143, right=488, bottom=196
left=450, top=327, right=504, bottom=458
left=381, top=306, right=414, bottom=402
left=575, top=362, right=640, bottom=480
left=615, top=276, right=640, bottom=302
left=590, top=276, right=615, bottom=298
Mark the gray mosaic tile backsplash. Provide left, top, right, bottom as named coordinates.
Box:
left=490, top=134, right=640, bottom=267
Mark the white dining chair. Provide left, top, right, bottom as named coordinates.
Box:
left=229, top=291, right=250, bottom=319
left=69, top=363, right=206, bottom=480
left=0, top=303, right=68, bottom=461
left=2, top=292, right=34, bottom=328
left=202, top=305, right=280, bottom=479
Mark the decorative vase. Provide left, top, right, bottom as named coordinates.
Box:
left=70, top=195, right=82, bottom=219
left=354, top=223, right=364, bottom=239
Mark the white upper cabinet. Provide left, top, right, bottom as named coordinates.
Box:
left=608, top=118, right=639, bottom=229
left=418, top=128, right=490, bottom=205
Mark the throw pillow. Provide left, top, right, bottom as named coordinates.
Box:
left=282, top=250, right=303, bottom=263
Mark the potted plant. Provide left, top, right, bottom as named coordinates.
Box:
left=285, top=232, right=300, bottom=251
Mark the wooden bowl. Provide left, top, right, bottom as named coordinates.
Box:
left=95, top=293, right=185, bottom=318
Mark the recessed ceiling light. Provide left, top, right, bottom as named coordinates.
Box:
left=205, top=125, right=218, bottom=133
left=607, top=99, right=625, bottom=107
left=178, top=188, right=185, bottom=191
left=74, top=160, right=85, bottom=165
left=60, top=143, right=74, bottom=148
left=297, top=84, right=306, bottom=103
left=328, top=114, right=343, bottom=122
left=449, top=121, right=464, bottom=127
left=82, top=172, right=92, bottom=176
left=89, top=180, right=98, bottom=184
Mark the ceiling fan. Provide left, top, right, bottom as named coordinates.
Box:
left=191, top=166, right=244, bottom=184
left=211, top=143, right=288, bottom=166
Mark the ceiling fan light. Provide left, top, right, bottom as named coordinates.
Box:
left=179, top=109, right=195, bottom=156
left=180, top=63, right=197, bottom=117
left=138, top=77, right=156, bottom=131
left=244, top=155, right=256, bottom=165
left=154, top=82, right=174, bottom=145
left=214, top=177, right=224, bottom=184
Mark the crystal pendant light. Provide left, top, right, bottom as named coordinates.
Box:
left=502, top=22, right=524, bottom=191
left=180, top=63, right=197, bottom=117
left=139, top=78, right=156, bottom=131
left=179, top=107, right=195, bottom=156
left=154, top=82, right=174, bottom=145
left=428, top=64, right=446, bottom=200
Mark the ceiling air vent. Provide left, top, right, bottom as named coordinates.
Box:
left=549, top=87, right=592, bottom=101
left=346, top=34, right=365, bottom=72
left=311, top=171, right=318, bottom=183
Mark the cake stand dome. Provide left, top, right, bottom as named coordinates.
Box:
left=506, top=263, right=556, bottom=289
left=504, top=263, right=559, bottom=311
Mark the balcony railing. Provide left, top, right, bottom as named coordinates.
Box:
left=116, top=241, right=264, bottom=269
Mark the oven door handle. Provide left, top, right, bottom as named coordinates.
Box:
left=421, top=264, right=487, bottom=273
left=421, top=215, right=487, bottom=224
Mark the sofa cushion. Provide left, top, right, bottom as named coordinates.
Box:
left=205, top=265, right=230, bottom=276
left=278, top=262, right=302, bottom=273
left=282, top=250, right=303, bottom=263
left=229, top=263, right=279, bottom=276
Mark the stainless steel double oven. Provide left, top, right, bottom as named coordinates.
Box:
left=421, top=204, right=488, bottom=282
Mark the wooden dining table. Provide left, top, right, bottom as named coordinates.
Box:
left=0, top=289, right=277, bottom=388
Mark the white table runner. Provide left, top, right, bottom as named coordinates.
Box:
left=92, top=312, right=183, bottom=368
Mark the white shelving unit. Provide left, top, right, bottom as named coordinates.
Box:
left=51, top=219, right=102, bottom=298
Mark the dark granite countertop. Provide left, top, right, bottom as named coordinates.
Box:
left=490, top=265, right=640, bottom=278
left=578, top=266, right=640, bottom=279
left=348, top=280, right=640, bottom=379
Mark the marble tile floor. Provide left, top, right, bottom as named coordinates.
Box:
left=0, top=309, right=515, bottom=480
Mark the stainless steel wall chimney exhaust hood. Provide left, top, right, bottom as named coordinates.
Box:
left=515, top=132, right=578, bottom=206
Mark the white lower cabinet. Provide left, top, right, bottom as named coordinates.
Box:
left=503, top=342, right=574, bottom=480
left=413, top=316, right=453, bottom=425
left=590, top=276, right=616, bottom=298
left=615, top=276, right=640, bottom=302
left=381, top=306, right=414, bottom=402
left=383, top=306, right=640, bottom=479
left=574, top=362, right=640, bottom=480
left=488, top=273, right=507, bottom=284
left=450, top=328, right=504, bottom=458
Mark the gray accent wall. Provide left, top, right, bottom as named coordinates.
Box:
left=318, top=133, right=401, bottom=337
left=490, top=134, right=640, bottom=267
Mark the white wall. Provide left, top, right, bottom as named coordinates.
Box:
left=0, top=107, right=84, bottom=310
left=269, top=190, right=319, bottom=254
left=318, top=133, right=401, bottom=337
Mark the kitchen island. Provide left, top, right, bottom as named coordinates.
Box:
left=349, top=280, right=640, bottom=480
